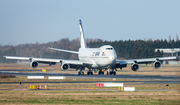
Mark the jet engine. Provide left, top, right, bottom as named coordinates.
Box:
left=153, top=61, right=161, bottom=69
left=61, top=63, right=69, bottom=71
left=30, top=61, right=39, bottom=68
left=131, top=63, right=139, bottom=71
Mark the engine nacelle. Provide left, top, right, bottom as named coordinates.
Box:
left=131, top=63, right=139, bottom=71
left=153, top=61, right=161, bottom=69
left=30, top=61, right=39, bottom=69
left=61, top=63, right=69, bottom=71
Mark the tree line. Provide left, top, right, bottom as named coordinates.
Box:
left=0, top=38, right=179, bottom=63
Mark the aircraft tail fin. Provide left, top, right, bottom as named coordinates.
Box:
left=79, top=19, right=87, bottom=48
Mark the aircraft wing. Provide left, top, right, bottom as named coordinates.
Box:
left=4, top=56, right=60, bottom=62
left=4, top=56, right=93, bottom=67
left=116, top=56, right=177, bottom=65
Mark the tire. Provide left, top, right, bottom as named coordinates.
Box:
left=78, top=72, right=81, bottom=75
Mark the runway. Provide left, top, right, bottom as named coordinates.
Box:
left=0, top=70, right=180, bottom=80
left=0, top=81, right=180, bottom=84
left=2, top=69, right=180, bottom=72
left=0, top=88, right=179, bottom=92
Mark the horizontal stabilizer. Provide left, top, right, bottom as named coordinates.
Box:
left=48, top=47, right=79, bottom=54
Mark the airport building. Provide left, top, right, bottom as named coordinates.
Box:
left=155, top=48, right=180, bottom=65
left=155, top=48, right=180, bottom=57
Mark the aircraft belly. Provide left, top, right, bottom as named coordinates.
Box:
left=80, top=56, right=116, bottom=69
left=92, top=58, right=113, bottom=68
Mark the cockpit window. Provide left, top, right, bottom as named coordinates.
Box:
left=106, top=48, right=113, bottom=50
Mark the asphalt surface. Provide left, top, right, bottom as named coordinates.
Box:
left=0, top=89, right=179, bottom=91
left=0, top=81, right=180, bottom=84
left=0, top=70, right=180, bottom=80
left=3, top=69, right=180, bottom=72
left=0, top=68, right=180, bottom=72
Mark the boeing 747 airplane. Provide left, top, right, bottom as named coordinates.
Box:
left=4, top=20, right=176, bottom=75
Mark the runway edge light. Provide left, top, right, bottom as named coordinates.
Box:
left=37, top=85, right=41, bottom=89
left=118, top=87, right=122, bottom=91
left=29, top=85, right=36, bottom=90
left=42, top=69, right=46, bottom=72
left=45, top=85, right=48, bottom=89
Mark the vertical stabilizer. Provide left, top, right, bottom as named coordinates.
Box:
left=79, top=19, right=87, bottom=48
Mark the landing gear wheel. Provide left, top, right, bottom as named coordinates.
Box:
left=110, top=71, right=112, bottom=75
left=87, top=71, right=93, bottom=75
left=78, top=72, right=81, bottom=75
left=113, top=71, right=116, bottom=75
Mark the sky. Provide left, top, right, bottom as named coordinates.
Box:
left=0, top=0, right=180, bottom=46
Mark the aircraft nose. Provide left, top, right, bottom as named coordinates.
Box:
left=109, top=56, right=115, bottom=61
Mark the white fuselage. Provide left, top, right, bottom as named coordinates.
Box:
left=78, top=45, right=117, bottom=69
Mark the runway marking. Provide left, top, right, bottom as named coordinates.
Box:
left=124, top=87, right=135, bottom=91
left=48, top=76, right=65, bottom=79
left=104, top=83, right=123, bottom=87
left=28, top=76, right=44, bottom=79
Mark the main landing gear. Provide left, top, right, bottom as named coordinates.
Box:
left=98, top=70, right=104, bottom=75
left=107, top=71, right=116, bottom=75
left=78, top=71, right=84, bottom=75
left=77, top=66, right=85, bottom=75
left=78, top=71, right=93, bottom=75
left=106, top=69, right=116, bottom=75
left=97, top=69, right=116, bottom=75
left=87, top=71, right=93, bottom=75
left=77, top=68, right=116, bottom=75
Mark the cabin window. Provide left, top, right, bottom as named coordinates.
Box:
left=106, top=48, right=113, bottom=50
